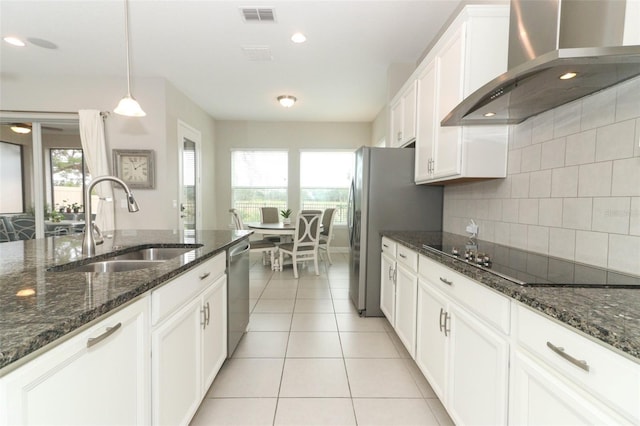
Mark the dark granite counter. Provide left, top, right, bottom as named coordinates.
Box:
left=382, top=231, right=640, bottom=363
left=0, top=229, right=251, bottom=375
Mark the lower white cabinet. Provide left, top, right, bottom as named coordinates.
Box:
left=509, top=349, right=627, bottom=425
left=379, top=242, right=396, bottom=325
left=0, top=298, right=150, bottom=426
left=394, top=262, right=418, bottom=358
left=151, top=254, right=227, bottom=426
left=416, top=254, right=509, bottom=425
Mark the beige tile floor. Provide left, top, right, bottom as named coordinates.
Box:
left=191, top=252, right=454, bottom=426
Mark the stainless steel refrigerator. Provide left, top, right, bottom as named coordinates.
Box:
left=348, top=146, right=443, bottom=317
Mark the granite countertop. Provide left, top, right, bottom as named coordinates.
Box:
left=382, top=231, right=640, bottom=363
left=0, top=229, right=251, bottom=375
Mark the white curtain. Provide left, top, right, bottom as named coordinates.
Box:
left=78, top=110, right=115, bottom=232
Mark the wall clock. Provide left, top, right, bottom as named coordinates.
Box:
left=112, top=149, right=155, bottom=189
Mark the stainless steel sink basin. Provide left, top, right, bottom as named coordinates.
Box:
left=68, top=260, right=165, bottom=273
left=110, top=247, right=195, bottom=261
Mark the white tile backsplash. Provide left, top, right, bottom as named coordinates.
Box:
left=565, top=129, right=596, bottom=166
left=442, top=77, right=640, bottom=275
left=540, top=138, right=566, bottom=170
left=595, top=120, right=636, bottom=162
left=578, top=161, right=612, bottom=197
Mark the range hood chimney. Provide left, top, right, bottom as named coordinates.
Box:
left=442, top=0, right=640, bottom=126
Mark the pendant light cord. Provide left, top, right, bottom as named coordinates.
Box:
left=123, top=0, right=132, bottom=96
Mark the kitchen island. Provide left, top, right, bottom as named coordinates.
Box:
left=0, top=229, right=251, bottom=375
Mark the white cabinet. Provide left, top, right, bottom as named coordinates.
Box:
left=510, top=303, right=640, bottom=425
left=390, top=81, right=417, bottom=147
left=151, top=252, right=227, bottom=426
left=380, top=239, right=418, bottom=358
left=380, top=237, right=397, bottom=325
left=0, top=298, right=150, bottom=426
left=416, top=254, right=509, bottom=425
left=394, top=246, right=418, bottom=358
left=414, top=5, right=510, bottom=184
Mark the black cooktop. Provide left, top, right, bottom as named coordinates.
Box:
left=421, top=234, right=640, bottom=288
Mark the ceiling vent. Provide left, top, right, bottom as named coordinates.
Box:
left=241, top=45, right=273, bottom=61
left=240, top=7, right=276, bottom=22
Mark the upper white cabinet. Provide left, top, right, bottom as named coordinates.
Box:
left=0, top=298, right=150, bottom=426
left=390, top=81, right=418, bottom=147
left=413, top=5, right=510, bottom=184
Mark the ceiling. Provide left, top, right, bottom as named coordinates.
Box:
left=0, top=0, right=462, bottom=122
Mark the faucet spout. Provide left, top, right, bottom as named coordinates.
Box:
left=83, top=175, right=140, bottom=256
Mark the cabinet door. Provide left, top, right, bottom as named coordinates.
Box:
left=416, top=279, right=448, bottom=400
left=402, top=82, right=417, bottom=142
left=390, top=99, right=404, bottom=147
left=509, top=350, right=625, bottom=425
left=380, top=252, right=396, bottom=325
left=202, top=274, right=227, bottom=394
left=415, top=59, right=437, bottom=183
left=152, top=298, right=202, bottom=426
left=447, top=303, right=509, bottom=426
left=1, top=299, right=149, bottom=426
left=434, top=24, right=465, bottom=179
left=395, top=264, right=418, bottom=358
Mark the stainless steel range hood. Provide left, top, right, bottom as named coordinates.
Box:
left=442, top=0, right=640, bottom=126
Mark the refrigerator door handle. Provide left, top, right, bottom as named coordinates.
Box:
left=347, top=179, right=355, bottom=247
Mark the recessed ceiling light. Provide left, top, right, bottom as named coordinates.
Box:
left=483, top=112, right=496, bottom=117
left=3, top=36, right=26, bottom=47
left=277, top=95, right=297, bottom=108
left=16, top=288, right=35, bottom=297
left=559, top=72, right=578, bottom=80
left=291, top=32, right=306, bottom=43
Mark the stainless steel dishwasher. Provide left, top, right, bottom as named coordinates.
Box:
left=226, top=238, right=250, bottom=357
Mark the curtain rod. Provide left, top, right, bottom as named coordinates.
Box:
left=0, top=110, right=110, bottom=117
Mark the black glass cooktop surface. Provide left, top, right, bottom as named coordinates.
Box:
left=421, top=234, right=640, bottom=288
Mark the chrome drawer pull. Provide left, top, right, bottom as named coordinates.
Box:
left=546, top=341, right=590, bottom=372
left=199, top=272, right=211, bottom=280
left=439, top=277, right=453, bottom=286
left=399, top=253, right=407, bottom=259
left=205, top=302, right=211, bottom=326
left=87, top=323, right=122, bottom=348
left=383, top=243, right=389, bottom=249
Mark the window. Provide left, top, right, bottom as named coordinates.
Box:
left=300, top=150, right=354, bottom=225
left=0, top=141, right=24, bottom=214
left=231, top=150, right=288, bottom=222
left=50, top=149, right=91, bottom=213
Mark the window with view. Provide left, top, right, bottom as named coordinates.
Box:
left=300, top=150, right=354, bottom=225
left=0, top=141, right=24, bottom=214
left=50, top=149, right=91, bottom=214
left=231, top=150, right=288, bottom=222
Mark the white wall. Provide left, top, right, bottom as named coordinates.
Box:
left=443, top=76, right=640, bottom=276
left=1, top=75, right=216, bottom=230
left=214, top=120, right=372, bottom=247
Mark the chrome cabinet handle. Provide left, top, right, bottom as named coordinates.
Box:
left=383, top=243, right=389, bottom=249
left=546, top=342, right=590, bottom=372
left=201, top=306, right=207, bottom=328
left=439, top=277, right=453, bottom=286
left=399, top=253, right=407, bottom=259
left=439, top=308, right=445, bottom=332
left=87, top=323, right=122, bottom=348
left=388, top=265, right=394, bottom=280
left=205, top=302, right=211, bottom=326
left=443, top=312, right=450, bottom=337
left=199, top=272, right=211, bottom=280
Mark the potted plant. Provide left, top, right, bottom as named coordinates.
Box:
left=280, top=208, right=293, bottom=224
left=49, top=210, right=64, bottom=223
left=71, top=203, right=82, bottom=213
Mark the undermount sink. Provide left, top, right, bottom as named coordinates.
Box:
left=109, top=247, right=196, bottom=261
left=49, top=245, right=202, bottom=273
left=69, top=260, right=165, bottom=273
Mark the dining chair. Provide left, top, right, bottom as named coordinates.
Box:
left=278, top=210, right=322, bottom=278
left=0, top=216, right=17, bottom=242
left=259, top=207, right=282, bottom=243
left=318, top=208, right=337, bottom=264
left=229, top=209, right=277, bottom=266
left=12, top=216, right=36, bottom=240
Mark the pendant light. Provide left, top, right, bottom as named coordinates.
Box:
left=114, top=0, right=146, bottom=117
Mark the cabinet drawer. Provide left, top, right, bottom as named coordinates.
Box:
left=381, top=237, right=396, bottom=257
left=515, top=303, right=640, bottom=422
left=152, top=252, right=226, bottom=326
left=396, top=245, right=418, bottom=271
left=418, top=255, right=509, bottom=334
